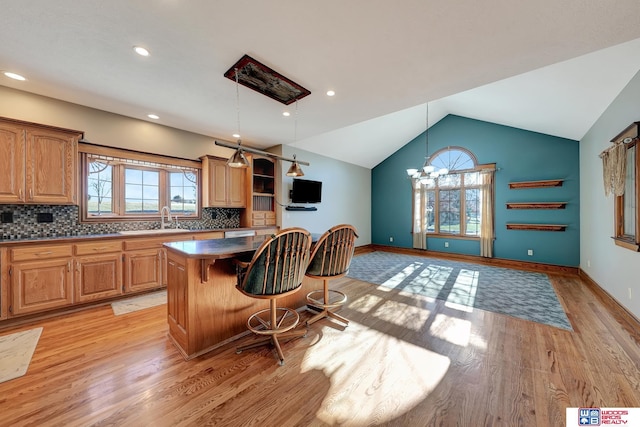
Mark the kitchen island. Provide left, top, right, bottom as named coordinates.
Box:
left=164, top=235, right=320, bottom=359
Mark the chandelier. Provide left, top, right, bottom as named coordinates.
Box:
left=406, top=103, right=448, bottom=184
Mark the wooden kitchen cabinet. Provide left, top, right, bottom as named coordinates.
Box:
left=11, top=258, right=74, bottom=316
left=247, top=157, right=276, bottom=227
left=201, top=155, right=247, bottom=208
left=124, top=249, right=163, bottom=292
left=74, top=240, right=124, bottom=302
left=0, top=121, right=26, bottom=203
left=0, top=117, right=80, bottom=205
left=9, top=243, right=74, bottom=316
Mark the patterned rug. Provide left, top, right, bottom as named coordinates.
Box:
left=0, top=327, right=42, bottom=384
left=111, top=290, right=167, bottom=316
left=347, top=252, right=572, bottom=330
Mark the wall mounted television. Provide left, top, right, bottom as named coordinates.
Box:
left=291, top=179, right=322, bottom=203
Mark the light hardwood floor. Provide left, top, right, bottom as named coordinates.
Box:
left=1, top=255, right=639, bottom=426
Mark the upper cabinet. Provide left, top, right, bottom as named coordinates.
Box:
left=201, top=155, right=247, bottom=208
left=0, top=117, right=80, bottom=205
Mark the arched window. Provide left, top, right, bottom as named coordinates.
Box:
left=411, top=146, right=495, bottom=256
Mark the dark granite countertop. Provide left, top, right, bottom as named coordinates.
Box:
left=0, top=227, right=276, bottom=246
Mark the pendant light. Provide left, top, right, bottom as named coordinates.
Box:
left=406, top=102, right=448, bottom=184
left=286, top=100, right=305, bottom=177
left=227, top=68, right=250, bottom=168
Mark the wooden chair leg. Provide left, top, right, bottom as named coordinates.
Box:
left=327, top=310, right=349, bottom=325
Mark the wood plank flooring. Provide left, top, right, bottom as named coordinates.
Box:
left=0, top=255, right=639, bottom=426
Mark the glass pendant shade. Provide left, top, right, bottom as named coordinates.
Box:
left=286, top=161, right=304, bottom=177
left=227, top=148, right=249, bottom=168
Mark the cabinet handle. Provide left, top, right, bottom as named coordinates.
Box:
left=35, top=251, right=53, bottom=256
left=29, top=188, right=33, bottom=200
left=92, top=247, right=108, bottom=251
left=18, top=188, right=23, bottom=200
left=67, top=261, right=71, bottom=272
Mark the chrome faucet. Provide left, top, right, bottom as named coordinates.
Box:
left=160, top=206, right=172, bottom=229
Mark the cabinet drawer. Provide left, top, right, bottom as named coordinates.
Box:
left=11, top=244, right=73, bottom=262
left=74, top=240, right=123, bottom=255
left=252, top=212, right=265, bottom=220
left=124, top=237, right=169, bottom=251
left=265, top=211, right=276, bottom=219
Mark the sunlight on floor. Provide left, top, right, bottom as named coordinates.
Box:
left=444, top=268, right=479, bottom=313
left=377, top=261, right=423, bottom=291
left=302, top=322, right=451, bottom=426
left=373, top=300, right=431, bottom=331
left=429, top=314, right=472, bottom=347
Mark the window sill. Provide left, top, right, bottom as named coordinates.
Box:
left=426, top=233, right=480, bottom=241
left=612, top=237, right=640, bottom=252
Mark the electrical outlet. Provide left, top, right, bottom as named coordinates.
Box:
left=527, top=249, right=533, bottom=256
left=629, top=288, right=633, bottom=300
left=587, top=260, right=591, bottom=268
left=444, top=242, right=449, bottom=248
left=389, top=236, right=394, bottom=243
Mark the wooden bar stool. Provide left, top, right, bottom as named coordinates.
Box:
left=305, top=224, right=358, bottom=326
left=234, top=228, right=312, bottom=365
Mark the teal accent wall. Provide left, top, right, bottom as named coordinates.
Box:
left=372, top=115, right=580, bottom=267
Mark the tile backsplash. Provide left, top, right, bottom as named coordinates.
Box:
left=0, top=205, right=240, bottom=240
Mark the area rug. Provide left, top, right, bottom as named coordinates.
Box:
left=0, top=327, right=42, bottom=384
left=347, top=251, right=572, bottom=330
left=111, top=290, right=167, bottom=316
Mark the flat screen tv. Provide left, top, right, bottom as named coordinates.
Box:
left=291, top=179, right=322, bottom=203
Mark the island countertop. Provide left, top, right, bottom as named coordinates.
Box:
left=163, top=235, right=270, bottom=260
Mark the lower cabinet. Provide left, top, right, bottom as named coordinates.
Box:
left=11, top=258, right=74, bottom=316
left=75, top=254, right=123, bottom=302
left=124, top=249, right=163, bottom=293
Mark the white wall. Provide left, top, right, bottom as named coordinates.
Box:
left=0, top=85, right=237, bottom=160
left=277, top=146, right=371, bottom=247
left=580, top=69, right=640, bottom=319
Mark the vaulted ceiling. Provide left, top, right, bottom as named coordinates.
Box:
left=2, top=1, right=640, bottom=168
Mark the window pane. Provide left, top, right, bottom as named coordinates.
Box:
left=87, top=161, right=113, bottom=215
left=438, top=173, right=461, bottom=188
left=431, top=148, right=475, bottom=171
left=624, top=145, right=636, bottom=237
left=169, top=171, right=198, bottom=215
left=126, top=168, right=143, bottom=185
left=125, top=168, right=159, bottom=214
left=465, top=188, right=481, bottom=236
left=464, top=172, right=480, bottom=186
left=426, top=190, right=435, bottom=232
left=439, top=189, right=460, bottom=234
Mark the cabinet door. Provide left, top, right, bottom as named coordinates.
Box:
left=25, top=127, right=77, bottom=204
left=75, top=254, right=123, bottom=302
left=228, top=166, right=246, bottom=207
left=11, top=258, right=73, bottom=316
left=0, top=122, right=26, bottom=203
left=210, top=160, right=228, bottom=207
left=166, top=256, right=188, bottom=348
left=124, top=249, right=163, bottom=293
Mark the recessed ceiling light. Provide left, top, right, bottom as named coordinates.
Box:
left=232, top=133, right=240, bottom=139
left=3, top=72, right=26, bottom=81
left=282, top=111, right=290, bottom=117
left=147, top=114, right=159, bottom=120
left=133, top=46, right=150, bottom=57
left=326, top=90, right=335, bottom=97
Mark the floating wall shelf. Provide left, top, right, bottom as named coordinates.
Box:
left=506, top=223, right=567, bottom=232
left=508, top=179, right=564, bottom=189
left=506, top=202, right=567, bottom=210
